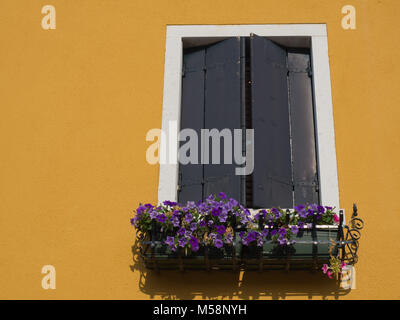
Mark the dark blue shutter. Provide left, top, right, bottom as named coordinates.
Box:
left=203, top=38, right=243, bottom=201
left=178, top=48, right=205, bottom=204
left=287, top=50, right=319, bottom=205
left=250, top=34, right=293, bottom=208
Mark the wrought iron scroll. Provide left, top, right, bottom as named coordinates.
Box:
left=341, top=203, right=364, bottom=265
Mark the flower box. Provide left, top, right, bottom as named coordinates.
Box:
left=132, top=194, right=363, bottom=276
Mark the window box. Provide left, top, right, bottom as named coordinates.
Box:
left=133, top=199, right=363, bottom=274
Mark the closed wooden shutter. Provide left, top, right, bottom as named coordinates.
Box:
left=179, top=38, right=245, bottom=204
left=203, top=37, right=243, bottom=201
left=250, top=34, right=293, bottom=208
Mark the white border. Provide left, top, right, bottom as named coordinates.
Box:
left=157, top=24, right=340, bottom=209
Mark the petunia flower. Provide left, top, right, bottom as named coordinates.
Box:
left=333, top=214, right=340, bottom=224
left=163, top=200, right=177, bottom=207
left=218, top=192, right=227, bottom=200
left=190, top=222, right=197, bottom=231
left=215, top=225, right=226, bottom=235
left=170, top=216, right=180, bottom=227
left=277, top=237, right=287, bottom=245
left=185, top=213, right=193, bottom=223
left=157, top=214, right=167, bottom=223
left=322, top=264, right=329, bottom=274
left=177, top=227, right=185, bottom=236
left=165, top=236, right=175, bottom=247
left=189, top=237, right=199, bottom=252
left=211, top=208, right=221, bottom=217
left=290, top=225, right=299, bottom=235
left=278, top=228, right=287, bottom=236
left=178, top=237, right=187, bottom=247
left=214, top=239, right=223, bottom=248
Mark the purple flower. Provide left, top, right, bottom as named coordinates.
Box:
left=149, top=210, right=157, bottom=220
left=190, top=222, right=197, bottom=231
left=294, top=205, right=305, bottom=212
left=317, top=205, right=325, bottom=214
left=184, top=230, right=192, bottom=238
left=185, top=213, right=193, bottom=223
left=211, top=207, right=221, bottom=217
left=246, top=231, right=257, bottom=243
left=178, top=237, right=187, bottom=247
left=199, top=220, right=206, bottom=228
left=325, top=206, right=333, bottom=211
left=215, top=225, right=226, bottom=235
left=165, top=236, right=174, bottom=246
left=209, top=232, right=217, bottom=240
left=157, top=214, right=167, bottom=223
left=163, top=200, right=177, bottom=207
left=218, top=192, right=227, bottom=200
left=290, top=225, right=299, bottom=235
left=218, top=211, right=228, bottom=223
left=207, top=220, right=214, bottom=227
left=189, top=237, right=199, bottom=252
left=298, top=221, right=305, bottom=229
left=186, top=201, right=196, bottom=208
left=271, top=229, right=277, bottom=236
left=228, top=198, right=238, bottom=207
left=271, top=208, right=281, bottom=219
left=278, top=237, right=287, bottom=246
left=262, top=228, right=269, bottom=237
left=278, top=228, right=287, bottom=236
left=170, top=216, right=180, bottom=227
left=214, top=239, right=223, bottom=248
left=206, top=194, right=214, bottom=201
left=177, top=227, right=185, bottom=236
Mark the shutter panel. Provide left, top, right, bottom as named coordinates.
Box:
left=203, top=38, right=243, bottom=201
left=250, top=34, right=293, bottom=208
left=287, top=50, right=319, bottom=205
left=178, top=48, right=206, bottom=204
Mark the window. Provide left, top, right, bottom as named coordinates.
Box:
left=158, top=25, right=339, bottom=210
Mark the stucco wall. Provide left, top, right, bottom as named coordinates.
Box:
left=0, top=0, right=399, bottom=299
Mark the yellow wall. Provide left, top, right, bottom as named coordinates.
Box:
left=1, top=0, right=399, bottom=299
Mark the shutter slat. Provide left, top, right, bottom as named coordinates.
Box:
left=250, top=34, right=293, bottom=208
left=287, top=51, right=319, bottom=205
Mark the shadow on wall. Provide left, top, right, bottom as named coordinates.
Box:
left=130, top=239, right=351, bottom=300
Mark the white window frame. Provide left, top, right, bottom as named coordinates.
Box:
left=157, top=24, right=340, bottom=209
